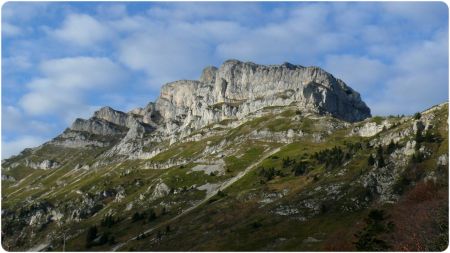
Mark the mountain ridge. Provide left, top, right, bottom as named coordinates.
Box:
left=46, top=59, right=371, bottom=160
left=1, top=60, right=447, bottom=252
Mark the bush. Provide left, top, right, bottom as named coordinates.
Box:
left=101, top=214, right=118, bottom=228
left=108, top=236, right=116, bottom=245
left=160, top=206, right=168, bottom=216
left=250, top=221, right=262, bottom=229
left=415, top=128, right=424, bottom=144
left=377, top=155, right=385, bottom=168
left=148, top=209, right=157, bottom=222
left=354, top=209, right=394, bottom=251
left=392, top=175, right=411, bottom=195
left=85, top=226, right=98, bottom=248
left=282, top=157, right=294, bottom=168
left=423, top=130, right=443, bottom=143
left=132, top=212, right=145, bottom=222
left=376, top=146, right=386, bottom=168
left=259, top=167, right=283, bottom=181
left=217, top=190, right=227, bottom=197
left=386, top=140, right=397, bottom=154
left=292, top=161, right=309, bottom=176
left=411, top=152, right=424, bottom=163
left=413, top=112, right=421, bottom=120
left=368, top=155, right=375, bottom=166
left=311, top=146, right=346, bottom=170
left=98, top=233, right=108, bottom=245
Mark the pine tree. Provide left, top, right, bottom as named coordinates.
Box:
left=386, top=140, right=396, bottom=154
left=292, top=161, right=308, bottom=176
left=377, top=155, right=385, bottom=168
left=85, top=226, right=98, bottom=248
left=415, top=128, right=423, bottom=143
left=413, top=112, right=421, bottom=120
left=368, top=155, right=375, bottom=166
left=148, top=209, right=157, bottom=222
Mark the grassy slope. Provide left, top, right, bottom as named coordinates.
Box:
left=1, top=104, right=448, bottom=251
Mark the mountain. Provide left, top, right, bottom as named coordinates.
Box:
left=1, top=60, right=447, bottom=251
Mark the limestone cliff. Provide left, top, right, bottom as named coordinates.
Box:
left=71, top=60, right=371, bottom=140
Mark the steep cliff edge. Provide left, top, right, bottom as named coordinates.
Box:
left=155, top=60, right=370, bottom=133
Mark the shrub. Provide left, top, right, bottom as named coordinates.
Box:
left=376, top=146, right=386, bottom=168
left=415, top=128, right=424, bottom=143
left=423, top=131, right=443, bottom=143
left=411, top=152, right=424, bottom=163
left=132, top=212, right=145, bottom=222
left=148, top=209, right=157, bottom=222
left=85, top=226, right=98, bottom=248
left=282, top=157, right=294, bottom=168
left=368, top=155, right=375, bottom=166
left=377, top=155, right=385, bottom=168
left=217, top=190, right=227, bottom=197
left=98, top=233, right=108, bottom=245
left=354, top=209, right=394, bottom=251
left=386, top=140, right=397, bottom=154
left=311, top=146, right=346, bottom=170
left=101, top=214, right=117, bottom=228
left=292, top=161, right=308, bottom=176
left=259, top=167, right=283, bottom=181
left=250, top=221, right=262, bottom=229
left=108, top=236, right=116, bottom=245
left=413, top=112, right=421, bottom=120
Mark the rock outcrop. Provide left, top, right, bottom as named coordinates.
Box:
left=71, top=118, right=126, bottom=136
left=68, top=60, right=370, bottom=142
left=155, top=60, right=370, bottom=135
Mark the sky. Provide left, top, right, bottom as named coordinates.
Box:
left=2, top=2, right=449, bottom=158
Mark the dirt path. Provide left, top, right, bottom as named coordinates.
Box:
left=27, top=242, right=49, bottom=252
left=111, top=145, right=284, bottom=251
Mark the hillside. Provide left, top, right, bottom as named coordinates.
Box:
left=1, top=60, right=448, bottom=251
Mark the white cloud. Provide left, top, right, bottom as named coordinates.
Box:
left=2, top=106, right=54, bottom=134
left=146, top=3, right=264, bottom=23
left=19, top=57, right=126, bottom=121
left=368, top=31, right=448, bottom=115
left=117, top=25, right=212, bottom=86
left=382, top=2, right=448, bottom=31
left=3, top=23, right=22, bottom=37
left=96, top=4, right=127, bottom=18
left=2, top=136, right=46, bottom=159
left=324, top=55, right=389, bottom=94
left=53, top=14, right=112, bottom=47
left=3, top=55, right=32, bottom=71
left=2, top=106, right=23, bottom=132
left=214, top=4, right=357, bottom=65
left=38, top=57, right=125, bottom=89
left=2, top=2, right=50, bottom=22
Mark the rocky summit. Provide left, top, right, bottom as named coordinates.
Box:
left=1, top=60, right=448, bottom=252
left=64, top=60, right=371, bottom=158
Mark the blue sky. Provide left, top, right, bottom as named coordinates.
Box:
left=2, top=2, right=448, bottom=158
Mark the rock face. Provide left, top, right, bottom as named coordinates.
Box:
left=155, top=60, right=370, bottom=134
left=68, top=60, right=370, bottom=141
left=71, top=118, right=126, bottom=136
left=71, top=106, right=155, bottom=137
